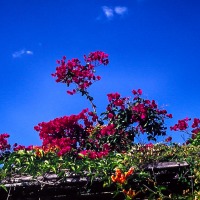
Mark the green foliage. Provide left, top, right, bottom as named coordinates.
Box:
left=1, top=144, right=200, bottom=199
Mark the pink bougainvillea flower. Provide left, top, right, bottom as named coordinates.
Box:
left=132, top=89, right=142, bottom=95
left=165, top=136, right=172, bottom=142
left=137, top=89, right=142, bottom=95
left=170, top=118, right=190, bottom=131
left=108, top=113, right=114, bottom=119
left=0, top=133, right=11, bottom=151
left=192, top=118, right=200, bottom=128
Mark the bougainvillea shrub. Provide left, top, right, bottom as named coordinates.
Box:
left=31, top=51, right=174, bottom=157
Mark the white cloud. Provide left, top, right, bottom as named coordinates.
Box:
left=114, top=6, right=128, bottom=15
left=101, top=6, right=128, bottom=19
left=26, top=50, right=33, bottom=55
left=12, top=49, right=33, bottom=58
left=102, top=6, right=114, bottom=18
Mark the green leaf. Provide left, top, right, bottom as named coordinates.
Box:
left=0, top=184, right=7, bottom=192
left=15, top=158, right=21, bottom=164
left=71, top=166, right=75, bottom=171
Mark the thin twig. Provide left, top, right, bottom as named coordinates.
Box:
left=6, top=186, right=11, bottom=200
left=142, top=184, right=156, bottom=194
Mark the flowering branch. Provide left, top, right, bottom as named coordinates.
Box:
left=52, top=51, right=109, bottom=113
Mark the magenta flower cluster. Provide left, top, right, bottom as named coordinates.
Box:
left=52, top=51, right=109, bottom=95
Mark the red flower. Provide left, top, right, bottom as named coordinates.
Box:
left=0, top=133, right=10, bottom=151
left=132, top=90, right=137, bottom=95
left=170, top=118, right=190, bottom=131
left=145, top=143, right=154, bottom=149
left=192, top=128, right=200, bottom=134
left=100, top=124, right=116, bottom=136
left=166, top=114, right=173, bottom=118
left=13, top=145, right=26, bottom=151
left=192, top=118, right=200, bottom=128
left=107, top=92, right=120, bottom=102
left=132, top=89, right=142, bottom=95
left=79, top=150, right=108, bottom=159
left=165, top=136, right=172, bottom=142
left=138, top=89, right=142, bottom=95
left=67, top=90, right=74, bottom=95
left=108, top=113, right=114, bottom=119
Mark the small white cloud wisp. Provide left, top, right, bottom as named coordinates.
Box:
left=102, top=6, right=114, bottom=18
left=101, top=6, right=128, bottom=19
left=114, top=6, right=128, bottom=15
left=12, top=49, right=33, bottom=58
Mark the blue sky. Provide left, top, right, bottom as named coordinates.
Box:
left=1, top=0, right=200, bottom=146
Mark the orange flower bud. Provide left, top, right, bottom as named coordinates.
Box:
left=123, top=189, right=127, bottom=194
left=115, top=168, right=121, bottom=175
left=111, top=175, right=116, bottom=182
left=126, top=188, right=136, bottom=198
left=125, top=167, right=134, bottom=178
